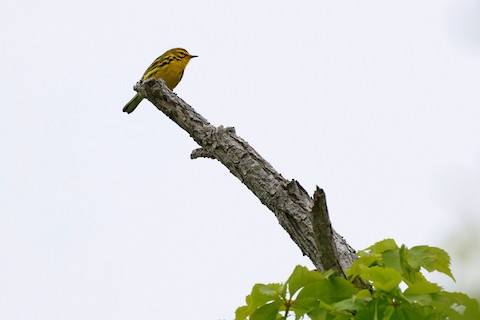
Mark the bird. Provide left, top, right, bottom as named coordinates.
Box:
left=123, top=48, right=197, bottom=114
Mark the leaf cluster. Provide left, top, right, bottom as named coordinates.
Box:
left=235, top=239, right=479, bottom=320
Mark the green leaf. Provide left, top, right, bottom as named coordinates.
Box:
left=330, top=314, right=353, bottom=320
left=382, top=305, right=395, bottom=320
left=360, top=266, right=402, bottom=292
left=285, top=265, right=325, bottom=297
left=393, top=303, right=427, bottom=320
left=259, top=283, right=284, bottom=298
left=408, top=245, right=455, bottom=280
left=399, top=245, right=427, bottom=284
left=404, top=281, right=441, bottom=295
left=245, top=294, right=252, bottom=306
left=295, top=277, right=357, bottom=308
left=250, top=284, right=281, bottom=308
left=381, top=249, right=402, bottom=272
left=235, top=305, right=250, bottom=320
left=250, top=300, right=281, bottom=320
left=404, top=293, right=433, bottom=307
left=345, top=256, right=376, bottom=278
left=403, top=283, right=440, bottom=307
left=332, top=297, right=362, bottom=312
left=367, top=238, right=399, bottom=254
left=355, top=289, right=372, bottom=300
left=440, top=291, right=480, bottom=318
left=307, top=308, right=328, bottom=320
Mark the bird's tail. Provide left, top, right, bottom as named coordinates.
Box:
left=123, top=93, right=144, bottom=114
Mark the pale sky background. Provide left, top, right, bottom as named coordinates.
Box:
left=1, top=0, right=480, bottom=319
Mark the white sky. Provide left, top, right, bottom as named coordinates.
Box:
left=1, top=0, right=480, bottom=319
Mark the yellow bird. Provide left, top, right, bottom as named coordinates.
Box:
left=123, top=48, right=197, bottom=114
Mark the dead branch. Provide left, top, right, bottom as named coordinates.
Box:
left=134, top=78, right=358, bottom=274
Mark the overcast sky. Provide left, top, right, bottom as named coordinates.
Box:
left=1, top=0, right=480, bottom=319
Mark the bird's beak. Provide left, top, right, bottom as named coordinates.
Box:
left=190, top=55, right=198, bottom=58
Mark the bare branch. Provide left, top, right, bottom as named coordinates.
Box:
left=135, top=78, right=358, bottom=273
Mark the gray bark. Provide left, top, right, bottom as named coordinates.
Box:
left=134, top=78, right=358, bottom=274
